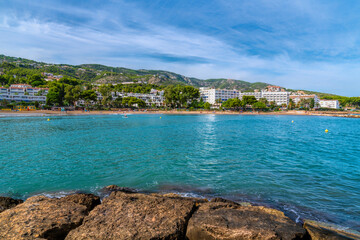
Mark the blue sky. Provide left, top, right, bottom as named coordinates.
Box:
left=1, top=0, right=360, bottom=95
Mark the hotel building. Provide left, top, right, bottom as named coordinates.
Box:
left=319, top=99, right=340, bottom=109
left=0, top=84, right=48, bottom=103
left=199, top=87, right=239, bottom=104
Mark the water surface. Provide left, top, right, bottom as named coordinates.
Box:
left=0, top=114, right=359, bottom=230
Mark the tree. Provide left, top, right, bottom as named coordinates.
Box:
left=215, top=98, right=222, bottom=104
left=259, top=98, right=268, bottom=105
left=242, top=96, right=257, bottom=105
left=269, top=101, right=276, bottom=110
left=222, top=98, right=242, bottom=110
left=204, top=102, right=211, bottom=110
left=64, top=85, right=82, bottom=106
left=81, top=90, right=97, bottom=106
left=98, top=84, right=113, bottom=107
left=252, top=102, right=268, bottom=110
left=122, top=97, right=146, bottom=108
left=46, top=83, right=65, bottom=106
left=29, top=74, right=45, bottom=87
left=288, top=99, right=295, bottom=110
left=164, top=85, right=199, bottom=108
left=310, top=98, right=315, bottom=109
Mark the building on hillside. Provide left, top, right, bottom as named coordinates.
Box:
left=238, top=86, right=290, bottom=106
left=95, top=89, right=165, bottom=107
left=0, top=84, right=48, bottom=103
left=239, top=91, right=262, bottom=101
left=319, top=99, right=340, bottom=109
left=199, top=87, right=239, bottom=104
left=260, top=91, right=290, bottom=105
left=290, top=94, right=319, bottom=105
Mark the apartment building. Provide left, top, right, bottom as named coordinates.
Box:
left=0, top=84, right=48, bottom=102
left=199, top=87, right=239, bottom=104
left=290, top=94, right=319, bottom=104
left=319, top=99, right=340, bottom=109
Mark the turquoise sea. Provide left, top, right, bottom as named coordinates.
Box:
left=0, top=114, right=359, bottom=230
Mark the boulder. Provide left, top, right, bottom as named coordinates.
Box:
left=0, top=196, right=23, bottom=213
left=0, top=195, right=89, bottom=240
left=66, top=191, right=196, bottom=239
left=186, top=202, right=307, bottom=240
left=61, top=193, right=101, bottom=212
left=210, top=197, right=251, bottom=207
left=303, top=220, right=360, bottom=240
left=99, top=185, right=137, bottom=195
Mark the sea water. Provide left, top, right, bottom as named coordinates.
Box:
left=0, top=114, right=359, bottom=230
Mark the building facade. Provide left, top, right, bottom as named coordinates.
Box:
left=319, top=99, right=340, bottom=109
left=290, top=94, right=319, bottom=105
left=0, top=84, right=48, bottom=103
left=95, top=89, right=165, bottom=107
left=199, top=87, right=239, bottom=104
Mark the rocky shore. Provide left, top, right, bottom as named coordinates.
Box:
left=0, top=185, right=359, bottom=240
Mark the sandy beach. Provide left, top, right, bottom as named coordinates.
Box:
left=0, top=109, right=359, bottom=118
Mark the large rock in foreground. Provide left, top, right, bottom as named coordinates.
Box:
left=66, top=191, right=196, bottom=240
left=0, top=194, right=99, bottom=240
left=0, top=196, right=23, bottom=213
left=303, top=220, right=360, bottom=240
left=62, top=193, right=101, bottom=212
left=186, top=202, right=307, bottom=240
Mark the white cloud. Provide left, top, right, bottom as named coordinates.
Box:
left=0, top=1, right=360, bottom=96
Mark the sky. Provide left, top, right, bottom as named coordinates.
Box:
left=0, top=0, right=360, bottom=96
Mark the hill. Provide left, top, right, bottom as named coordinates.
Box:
left=0, top=55, right=270, bottom=91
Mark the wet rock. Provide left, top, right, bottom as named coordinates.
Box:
left=0, top=195, right=89, bottom=240
left=61, top=193, right=101, bottom=212
left=211, top=197, right=251, bottom=207
left=303, top=220, right=360, bottom=240
left=186, top=202, right=307, bottom=240
left=0, top=196, right=23, bottom=213
left=100, top=185, right=137, bottom=195
left=66, top=191, right=196, bottom=239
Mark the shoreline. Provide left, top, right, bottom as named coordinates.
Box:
left=1, top=185, right=359, bottom=239
left=1, top=109, right=359, bottom=118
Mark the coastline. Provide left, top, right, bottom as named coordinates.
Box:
left=1, top=109, right=359, bottom=118
left=1, top=185, right=359, bottom=239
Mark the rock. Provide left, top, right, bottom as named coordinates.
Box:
left=99, top=185, right=137, bottom=195
left=61, top=193, right=101, bottom=212
left=210, top=197, right=251, bottom=207
left=303, top=220, right=360, bottom=240
left=0, top=196, right=23, bottom=213
left=186, top=202, right=307, bottom=240
left=66, top=191, right=196, bottom=239
left=0, top=195, right=89, bottom=240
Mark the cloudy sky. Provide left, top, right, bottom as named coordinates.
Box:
left=1, top=0, right=360, bottom=96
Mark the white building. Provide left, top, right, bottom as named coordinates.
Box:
left=239, top=87, right=290, bottom=106
left=0, top=84, right=48, bottom=103
left=319, top=99, right=340, bottom=109
left=96, top=89, right=165, bottom=107
left=260, top=91, right=290, bottom=106
left=199, top=87, right=239, bottom=104
left=290, top=94, right=319, bottom=105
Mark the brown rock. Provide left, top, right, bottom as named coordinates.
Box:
left=186, top=202, right=307, bottom=240
left=210, top=197, right=251, bottom=207
left=66, top=191, right=196, bottom=240
left=0, top=196, right=23, bottom=213
left=0, top=195, right=89, bottom=240
left=99, top=185, right=137, bottom=195
left=303, top=220, right=360, bottom=240
left=61, top=193, right=100, bottom=212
